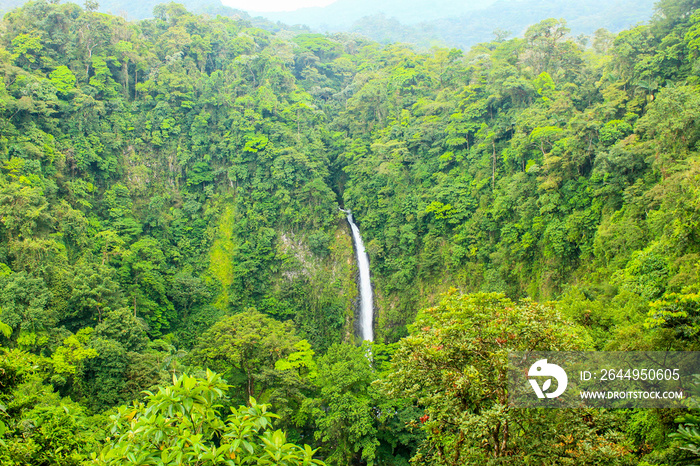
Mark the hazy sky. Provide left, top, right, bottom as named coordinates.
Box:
left=220, top=0, right=337, bottom=12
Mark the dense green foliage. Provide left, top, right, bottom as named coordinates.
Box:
left=1, top=0, right=700, bottom=464
left=98, top=371, right=322, bottom=465
left=383, top=292, right=633, bottom=464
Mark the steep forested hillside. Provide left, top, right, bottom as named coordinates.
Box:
left=1, top=0, right=700, bottom=464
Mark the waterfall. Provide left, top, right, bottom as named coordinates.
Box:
left=341, top=208, right=374, bottom=342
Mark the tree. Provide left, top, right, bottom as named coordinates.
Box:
left=84, top=0, right=99, bottom=12
left=0, top=348, right=102, bottom=465
left=50, top=327, right=98, bottom=386
left=0, top=271, right=54, bottom=332
left=66, top=261, right=125, bottom=326
left=97, top=371, right=324, bottom=465
left=119, top=237, right=174, bottom=336
left=0, top=182, right=53, bottom=241
left=645, top=292, right=700, bottom=346
left=302, top=342, right=384, bottom=465
left=0, top=318, right=10, bottom=339
left=191, top=311, right=301, bottom=403
left=94, top=307, right=148, bottom=352
left=635, top=85, right=700, bottom=176
left=49, top=66, right=77, bottom=96
left=380, top=292, right=634, bottom=465
left=523, top=19, right=572, bottom=73
left=9, top=34, right=43, bottom=70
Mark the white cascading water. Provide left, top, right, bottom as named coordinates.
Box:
left=341, top=208, right=374, bottom=341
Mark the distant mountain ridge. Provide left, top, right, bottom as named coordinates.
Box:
left=252, top=0, right=499, bottom=30
left=260, top=0, right=657, bottom=49
left=353, top=0, right=658, bottom=49
left=0, top=0, right=657, bottom=50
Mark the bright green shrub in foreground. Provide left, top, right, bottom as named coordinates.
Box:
left=97, top=370, right=324, bottom=466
